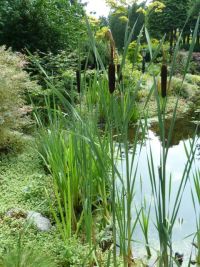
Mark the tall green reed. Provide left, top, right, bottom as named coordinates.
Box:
left=191, top=169, right=200, bottom=265
left=145, top=13, right=200, bottom=266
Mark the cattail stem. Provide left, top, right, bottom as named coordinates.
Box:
left=161, top=64, right=167, bottom=98
left=117, top=64, right=123, bottom=83
left=76, top=70, right=81, bottom=93
left=108, top=63, right=116, bottom=94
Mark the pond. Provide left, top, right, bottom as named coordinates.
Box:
left=118, top=112, right=200, bottom=266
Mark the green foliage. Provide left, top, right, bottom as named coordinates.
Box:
left=141, top=39, right=170, bottom=62
left=127, top=41, right=142, bottom=63
left=147, top=0, right=189, bottom=41
left=148, top=0, right=200, bottom=51
left=173, top=51, right=200, bottom=75
left=109, top=2, right=145, bottom=50
left=0, top=0, right=85, bottom=53
left=170, top=76, right=198, bottom=98
left=37, top=109, right=111, bottom=241
left=27, top=50, right=77, bottom=89
left=0, top=241, right=56, bottom=267
left=0, top=138, right=98, bottom=266
left=185, top=74, right=200, bottom=86
left=127, top=39, right=169, bottom=64
left=0, top=46, right=39, bottom=149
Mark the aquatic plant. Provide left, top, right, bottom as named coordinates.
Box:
left=192, top=169, right=200, bottom=265
left=161, top=64, right=167, bottom=98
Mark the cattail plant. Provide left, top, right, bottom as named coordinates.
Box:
left=76, top=69, right=81, bottom=93
left=161, top=64, right=167, bottom=98
left=106, top=29, right=116, bottom=94
left=161, top=48, right=168, bottom=98
left=108, top=63, right=116, bottom=93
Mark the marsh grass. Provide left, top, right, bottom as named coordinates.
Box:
left=192, top=169, right=200, bottom=265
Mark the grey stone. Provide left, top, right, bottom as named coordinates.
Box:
left=27, top=211, right=51, bottom=231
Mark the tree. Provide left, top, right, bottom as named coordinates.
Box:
left=0, top=0, right=86, bottom=53
left=99, top=16, right=109, bottom=27
left=147, top=0, right=190, bottom=46
left=184, top=0, right=200, bottom=47
left=108, top=2, right=145, bottom=50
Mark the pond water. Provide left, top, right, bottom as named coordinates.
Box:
left=117, top=113, right=200, bottom=265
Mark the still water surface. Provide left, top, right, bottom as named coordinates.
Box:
left=118, top=115, right=200, bottom=265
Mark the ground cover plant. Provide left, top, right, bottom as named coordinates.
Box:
left=0, top=0, right=200, bottom=266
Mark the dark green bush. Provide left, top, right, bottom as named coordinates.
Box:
left=0, top=0, right=85, bottom=53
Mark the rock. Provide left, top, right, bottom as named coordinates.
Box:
left=6, top=208, right=27, bottom=219
left=27, top=211, right=51, bottom=231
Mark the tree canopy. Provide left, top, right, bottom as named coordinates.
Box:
left=0, top=0, right=86, bottom=53
left=108, top=2, right=145, bottom=50
left=147, top=0, right=199, bottom=46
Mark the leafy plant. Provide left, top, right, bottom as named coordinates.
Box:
left=0, top=46, right=39, bottom=149
left=0, top=235, right=56, bottom=267
left=0, top=0, right=85, bottom=53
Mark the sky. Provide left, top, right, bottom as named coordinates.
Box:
left=84, top=0, right=110, bottom=18
left=83, top=0, right=152, bottom=18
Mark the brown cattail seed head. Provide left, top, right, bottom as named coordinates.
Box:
left=108, top=63, right=116, bottom=94
left=76, top=70, right=81, bottom=93
left=117, top=64, right=123, bottom=83
left=161, top=64, right=167, bottom=98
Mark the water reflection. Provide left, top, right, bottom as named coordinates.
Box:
left=118, top=114, right=200, bottom=266
left=128, top=113, right=200, bottom=148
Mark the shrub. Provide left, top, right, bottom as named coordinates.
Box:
left=0, top=0, right=85, bottom=53
left=127, top=41, right=142, bottom=64
left=173, top=52, right=186, bottom=75
left=169, top=77, right=198, bottom=99
left=185, top=74, right=200, bottom=86
left=141, top=39, right=170, bottom=62
left=127, top=39, right=170, bottom=65
left=173, top=51, right=200, bottom=75
left=27, top=50, right=77, bottom=88
left=0, top=46, right=40, bottom=149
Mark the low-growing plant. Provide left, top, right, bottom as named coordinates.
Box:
left=0, top=236, right=56, bottom=267
left=170, top=77, right=198, bottom=99
left=185, top=74, right=200, bottom=86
